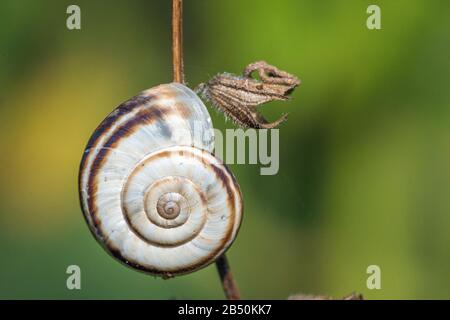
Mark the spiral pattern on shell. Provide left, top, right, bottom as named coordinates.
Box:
left=79, top=83, right=243, bottom=277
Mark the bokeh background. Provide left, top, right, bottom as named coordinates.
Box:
left=0, top=0, right=449, bottom=299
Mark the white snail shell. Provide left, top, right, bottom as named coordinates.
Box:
left=79, top=83, right=243, bottom=277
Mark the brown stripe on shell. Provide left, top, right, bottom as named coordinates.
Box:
left=209, top=163, right=236, bottom=214
left=207, top=162, right=241, bottom=254
left=174, top=101, right=192, bottom=119
left=79, top=93, right=155, bottom=176
left=78, top=94, right=155, bottom=225
left=106, top=147, right=241, bottom=276
left=149, top=84, right=178, bottom=100
left=86, top=105, right=176, bottom=232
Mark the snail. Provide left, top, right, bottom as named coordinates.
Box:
left=79, top=83, right=243, bottom=277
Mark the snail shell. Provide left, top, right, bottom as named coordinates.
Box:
left=79, top=83, right=243, bottom=277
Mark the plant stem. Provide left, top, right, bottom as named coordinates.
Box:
left=215, top=255, right=241, bottom=300
left=171, top=0, right=240, bottom=300
left=172, top=0, right=184, bottom=83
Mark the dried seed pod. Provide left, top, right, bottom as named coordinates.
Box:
left=79, top=83, right=243, bottom=277
left=196, top=61, right=300, bottom=129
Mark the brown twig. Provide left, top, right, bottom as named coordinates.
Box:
left=172, top=0, right=184, bottom=83
left=215, top=255, right=241, bottom=300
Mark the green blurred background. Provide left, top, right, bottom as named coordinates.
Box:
left=0, top=0, right=449, bottom=299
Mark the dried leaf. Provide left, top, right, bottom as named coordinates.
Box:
left=196, top=61, right=300, bottom=129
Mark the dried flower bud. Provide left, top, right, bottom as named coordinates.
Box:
left=196, top=61, right=300, bottom=129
